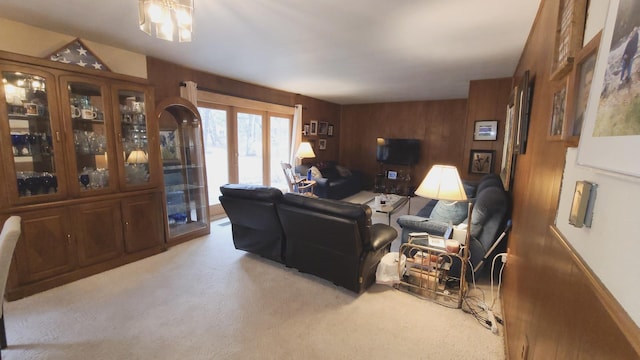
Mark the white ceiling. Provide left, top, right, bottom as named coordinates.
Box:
left=0, top=0, right=540, bottom=105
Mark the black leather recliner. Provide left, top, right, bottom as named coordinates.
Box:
left=219, top=184, right=286, bottom=263
left=277, top=193, right=397, bottom=293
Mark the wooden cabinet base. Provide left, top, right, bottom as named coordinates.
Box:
left=6, top=244, right=165, bottom=301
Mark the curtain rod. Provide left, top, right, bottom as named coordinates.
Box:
left=179, top=82, right=305, bottom=109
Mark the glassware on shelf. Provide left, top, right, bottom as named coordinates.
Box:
left=79, top=173, right=90, bottom=190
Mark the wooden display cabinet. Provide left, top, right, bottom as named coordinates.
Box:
left=0, top=50, right=166, bottom=300
left=72, top=199, right=124, bottom=267
left=156, top=97, right=210, bottom=245
left=121, top=193, right=165, bottom=253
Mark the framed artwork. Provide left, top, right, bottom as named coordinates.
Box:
left=549, top=78, right=569, bottom=140
left=514, top=70, right=533, bottom=154
left=469, top=149, right=495, bottom=175
left=564, top=31, right=601, bottom=146
left=318, top=121, right=328, bottom=135
left=500, top=89, right=518, bottom=190
left=474, top=120, right=498, bottom=141
left=318, top=139, right=327, bottom=150
left=309, top=120, right=318, bottom=136
left=578, top=0, right=640, bottom=178
left=327, top=124, right=334, bottom=136
left=550, top=0, right=588, bottom=80
left=159, top=130, right=178, bottom=161
left=303, top=124, right=310, bottom=136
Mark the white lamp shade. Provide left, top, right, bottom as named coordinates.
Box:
left=127, top=149, right=148, bottom=164
left=295, top=142, right=316, bottom=159
left=415, top=165, right=467, bottom=201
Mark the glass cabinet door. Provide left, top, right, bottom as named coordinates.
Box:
left=61, top=78, right=115, bottom=196
left=158, top=101, right=209, bottom=241
left=1, top=67, right=66, bottom=204
left=113, top=87, right=156, bottom=189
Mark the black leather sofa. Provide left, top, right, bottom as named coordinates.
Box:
left=219, top=184, right=286, bottom=263
left=278, top=193, right=397, bottom=293
left=295, top=161, right=362, bottom=200
left=219, top=184, right=398, bottom=293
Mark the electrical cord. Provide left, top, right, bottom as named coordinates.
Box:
left=461, top=255, right=508, bottom=334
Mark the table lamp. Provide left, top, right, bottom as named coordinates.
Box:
left=415, top=165, right=467, bottom=202
left=295, top=142, right=316, bottom=161
left=127, top=149, right=148, bottom=164
left=295, top=142, right=316, bottom=180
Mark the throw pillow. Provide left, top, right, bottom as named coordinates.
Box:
left=309, top=166, right=323, bottom=179
left=336, top=165, right=352, bottom=177
left=429, top=200, right=468, bottom=225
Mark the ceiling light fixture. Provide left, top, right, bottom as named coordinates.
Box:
left=138, top=0, right=194, bottom=42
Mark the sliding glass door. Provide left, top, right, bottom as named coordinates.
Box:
left=199, top=103, right=292, bottom=218
left=237, top=110, right=264, bottom=184
left=198, top=105, right=230, bottom=217
left=270, top=115, right=291, bottom=190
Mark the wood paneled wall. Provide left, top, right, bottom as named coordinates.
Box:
left=463, top=78, right=513, bottom=182
left=502, top=1, right=640, bottom=359
left=146, top=57, right=341, bottom=163
left=339, top=100, right=467, bottom=190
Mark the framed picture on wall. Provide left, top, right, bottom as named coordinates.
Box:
left=500, top=88, right=518, bottom=190
left=548, top=78, right=569, bottom=140
left=514, top=70, right=533, bottom=154
left=318, top=139, right=327, bottom=150
left=318, top=121, right=328, bottom=135
left=474, top=120, right=498, bottom=141
left=469, top=149, right=495, bottom=175
left=577, top=0, right=640, bottom=178
left=328, top=124, right=334, bottom=136
left=550, top=0, right=588, bottom=80
left=564, top=31, right=601, bottom=146
left=310, top=120, right=318, bottom=136
left=303, top=124, right=310, bottom=136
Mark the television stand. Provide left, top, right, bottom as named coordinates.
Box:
left=374, top=163, right=412, bottom=196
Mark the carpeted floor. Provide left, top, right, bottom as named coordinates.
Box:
left=3, top=199, right=505, bottom=360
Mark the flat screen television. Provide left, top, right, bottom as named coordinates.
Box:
left=376, top=138, right=420, bottom=165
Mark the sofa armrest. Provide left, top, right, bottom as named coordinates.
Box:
left=396, top=215, right=448, bottom=237
left=314, top=177, right=330, bottom=187
left=369, top=223, right=397, bottom=251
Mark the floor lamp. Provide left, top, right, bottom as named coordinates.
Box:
left=414, top=164, right=471, bottom=306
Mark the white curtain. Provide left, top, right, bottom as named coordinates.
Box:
left=180, top=80, right=198, bottom=104
left=289, top=104, right=303, bottom=165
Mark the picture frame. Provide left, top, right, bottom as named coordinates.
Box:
left=514, top=70, right=533, bottom=154
left=473, top=120, right=498, bottom=141
left=327, top=124, right=334, bottom=136
left=318, top=138, right=327, bottom=150
left=303, top=124, right=310, bottom=136
left=159, top=130, right=178, bottom=161
left=564, top=31, right=601, bottom=146
left=548, top=78, right=569, bottom=140
left=469, top=149, right=495, bottom=175
left=387, top=170, right=398, bottom=180
left=550, top=0, right=588, bottom=80
left=577, top=0, right=640, bottom=178
left=318, top=121, right=328, bottom=135
left=500, top=88, right=518, bottom=190
left=309, top=120, right=318, bottom=136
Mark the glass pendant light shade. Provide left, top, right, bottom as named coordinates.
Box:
left=139, top=0, right=194, bottom=42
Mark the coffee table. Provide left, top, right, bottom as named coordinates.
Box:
left=366, top=194, right=411, bottom=225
